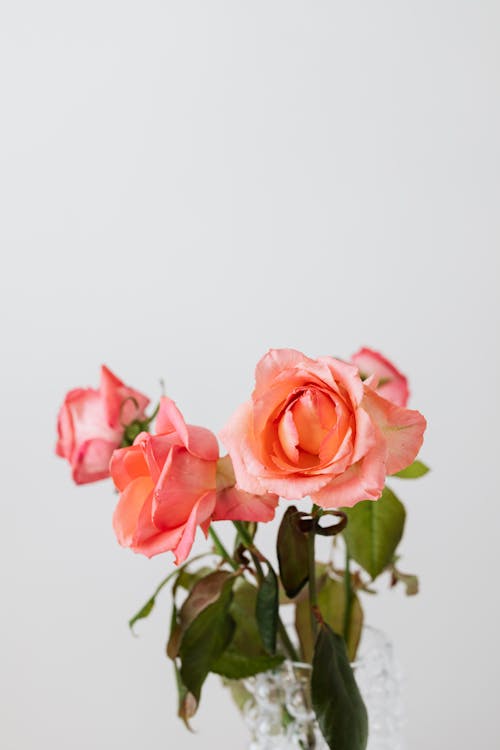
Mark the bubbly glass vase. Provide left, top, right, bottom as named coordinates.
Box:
left=238, top=626, right=404, bottom=750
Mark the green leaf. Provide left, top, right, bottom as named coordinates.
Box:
left=168, top=570, right=234, bottom=659
left=312, top=624, right=368, bottom=750
left=212, top=579, right=285, bottom=678
left=212, top=650, right=285, bottom=679
left=393, top=460, right=430, bottom=479
left=277, top=506, right=309, bottom=598
left=342, top=487, right=406, bottom=580
left=256, top=565, right=279, bottom=654
left=179, top=576, right=236, bottom=703
left=174, top=661, right=197, bottom=731
left=295, top=575, right=363, bottom=663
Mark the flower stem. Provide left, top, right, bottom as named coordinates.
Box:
left=343, top=545, right=353, bottom=645
left=307, top=506, right=321, bottom=643
left=232, top=520, right=300, bottom=662
left=208, top=527, right=238, bottom=571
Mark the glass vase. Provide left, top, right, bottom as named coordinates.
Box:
left=235, top=626, right=404, bottom=750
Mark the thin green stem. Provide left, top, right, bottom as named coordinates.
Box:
left=307, top=524, right=318, bottom=642
left=343, top=545, right=353, bottom=644
left=208, top=527, right=238, bottom=571
left=232, top=521, right=299, bottom=662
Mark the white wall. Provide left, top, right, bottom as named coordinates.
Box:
left=1, top=2, right=499, bottom=748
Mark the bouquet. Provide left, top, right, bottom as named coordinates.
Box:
left=56, top=348, right=427, bottom=750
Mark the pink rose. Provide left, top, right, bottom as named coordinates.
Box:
left=111, top=397, right=278, bottom=563
left=56, top=366, right=149, bottom=484
left=351, top=347, right=409, bottom=407
left=220, top=349, right=426, bottom=509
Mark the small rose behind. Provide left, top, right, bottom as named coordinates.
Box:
left=110, top=397, right=278, bottom=564
left=56, top=366, right=150, bottom=484
left=351, top=347, right=409, bottom=407
left=220, top=348, right=426, bottom=509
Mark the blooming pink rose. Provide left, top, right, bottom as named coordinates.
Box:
left=56, top=366, right=149, bottom=485
left=220, top=349, right=426, bottom=509
left=351, top=347, right=409, bottom=407
left=111, top=397, right=278, bottom=563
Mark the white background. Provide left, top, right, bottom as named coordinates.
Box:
left=1, top=2, right=499, bottom=748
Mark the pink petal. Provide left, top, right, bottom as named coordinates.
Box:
left=253, top=349, right=312, bottom=398
left=278, top=409, right=300, bottom=463
left=351, top=348, right=409, bottom=407
left=219, top=401, right=266, bottom=495
left=110, top=444, right=149, bottom=491
left=152, top=445, right=216, bottom=529
left=254, top=471, right=334, bottom=500
left=362, top=388, right=426, bottom=475
left=72, top=438, right=117, bottom=484
left=351, top=405, right=378, bottom=463
left=213, top=487, right=279, bottom=522
left=318, top=356, right=364, bottom=407
left=156, top=397, right=219, bottom=461
left=311, top=436, right=388, bottom=509
left=112, top=476, right=154, bottom=546
left=172, top=490, right=217, bottom=564
left=100, top=365, right=149, bottom=428
left=156, top=397, right=190, bottom=443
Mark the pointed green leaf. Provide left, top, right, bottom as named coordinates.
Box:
left=342, top=487, right=406, bottom=580
left=256, top=565, right=279, bottom=654
left=277, top=506, right=310, bottom=598
left=211, top=579, right=285, bottom=678
left=168, top=570, right=234, bottom=659
left=212, top=651, right=285, bottom=679
left=295, top=576, right=363, bottom=663
left=393, top=460, right=430, bottom=479
left=179, top=576, right=236, bottom=703
left=312, top=624, right=368, bottom=750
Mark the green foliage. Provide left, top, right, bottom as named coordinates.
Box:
left=295, top=573, right=363, bottom=663
left=342, top=487, right=406, bottom=580
left=256, top=565, right=279, bottom=654
left=168, top=570, right=234, bottom=659
left=179, top=576, right=236, bottom=703
left=212, top=579, right=284, bottom=678
left=393, top=460, right=430, bottom=479
left=312, top=624, right=368, bottom=750
left=277, top=506, right=310, bottom=598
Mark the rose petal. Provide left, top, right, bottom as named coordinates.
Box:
left=351, top=348, right=409, bottom=407
left=362, top=387, right=426, bottom=474
left=172, top=490, right=217, bottom=564
left=213, top=487, right=279, bottom=522
left=319, top=356, right=364, bottom=407
left=100, top=365, right=149, bottom=428
left=72, top=438, right=117, bottom=484
left=311, top=435, right=387, bottom=508
left=110, top=444, right=149, bottom=491
left=156, top=397, right=219, bottom=461
left=112, top=476, right=155, bottom=546
left=254, top=349, right=312, bottom=398
left=219, top=401, right=266, bottom=495
left=152, top=445, right=216, bottom=529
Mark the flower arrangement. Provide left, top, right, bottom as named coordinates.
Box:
left=56, top=348, right=427, bottom=750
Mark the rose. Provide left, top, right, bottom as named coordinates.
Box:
left=111, top=397, right=278, bottom=563
left=56, top=365, right=149, bottom=484
left=219, top=348, right=426, bottom=508
left=351, top=347, right=409, bottom=407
